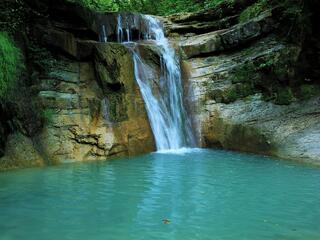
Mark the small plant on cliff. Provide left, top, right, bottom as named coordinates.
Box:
left=299, top=84, right=320, bottom=100
left=275, top=87, right=295, bottom=105
left=28, top=43, right=57, bottom=73
left=0, top=32, right=22, bottom=100
left=42, top=109, right=56, bottom=124
left=239, top=0, right=269, bottom=22
left=0, top=0, right=26, bottom=34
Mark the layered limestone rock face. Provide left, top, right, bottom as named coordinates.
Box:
left=37, top=45, right=155, bottom=164
left=1, top=0, right=319, bottom=169
left=1, top=43, right=155, bottom=169
left=0, top=3, right=156, bottom=170
left=164, top=2, right=320, bottom=164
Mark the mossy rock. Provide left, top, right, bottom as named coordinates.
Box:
left=221, top=83, right=254, bottom=103
left=0, top=32, right=23, bottom=100
left=106, top=92, right=128, bottom=122
left=230, top=44, right=301, bottom=104
left=299, top=84, right=320, bottom=100
left=275, top=87, right=294, bottom=105
left=0, top=132, right=44, bottom=171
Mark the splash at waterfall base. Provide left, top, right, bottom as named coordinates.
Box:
left=1, top=1, right=320, bottom=170
left=94, top=11, right=198, bottom=154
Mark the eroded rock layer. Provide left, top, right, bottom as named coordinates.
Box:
left=164, top=0, right=320, bottom=164
left=0, top=1, right=156, bottom=170
left=1, top=0, right=319, bottom=170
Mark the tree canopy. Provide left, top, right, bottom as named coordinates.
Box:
left=69, top=0, right=235, bottom=15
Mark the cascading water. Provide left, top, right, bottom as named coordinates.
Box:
left=100, top=14, right=196, bottom=151
left=125, top=16, right=131, bottom=42
left=132, top=16, right=195, bottom=150
left=101, top=98, right=112, bottom=127
left=117, top=15, right=123, bottom=43
left=101, top=25, right=107, bottom=43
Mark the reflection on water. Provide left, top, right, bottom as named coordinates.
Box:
left=0, top=149, right=319, bottom=240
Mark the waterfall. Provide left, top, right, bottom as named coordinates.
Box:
left=99, top=14, right=196, bottom=151
left=125, top=16, right=131, bottom=42
left=101, top=25, right=107, bottom=43
left=117, top=14, right=123, bottom=43
left=101, top=98, right=112, bottom=127
left=131, top=16, right=195, bottom=150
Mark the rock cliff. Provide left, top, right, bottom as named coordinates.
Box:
left=0, top=0, right=156, bottom=170
left=164, top=0, right=320, bottom=164
left=0, top=0, right=319, bottom=170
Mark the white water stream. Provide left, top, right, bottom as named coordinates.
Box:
left=100, top=14, right=196, bottom=150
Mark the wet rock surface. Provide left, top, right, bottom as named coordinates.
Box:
left=1, top=0, right=319, bottom=169
left=164, top=2, right=320, bottom=164
left=34, top=47, right=155, bottom=164
left=0, top=1, right=156, bottom=170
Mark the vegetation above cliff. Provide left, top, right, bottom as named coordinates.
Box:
left=0, top=33, right=22, bottom=100
left=69, top=0, right=237, bottom=15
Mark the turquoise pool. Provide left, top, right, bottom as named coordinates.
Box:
left=0, top=149, right=319, bottom=240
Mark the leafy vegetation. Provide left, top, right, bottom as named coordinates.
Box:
left=239, top=0, right=269, bottom=22
left=0, top=33, right=22, bottom=99
left=28, top=43, right=57, bottom=73
left=0, top=0, right=26, bottom=34
left=299, top=84, right=320, bottom=100
left=275, top=87, right=295, bottom=105
left=230, top=46, right=302, bottom=105
left=69, top=0, right=240, bottom=15
left=42, top=109, right=56, bottom=124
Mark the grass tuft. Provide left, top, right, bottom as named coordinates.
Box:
left=0, top=32, right=22, bottom=99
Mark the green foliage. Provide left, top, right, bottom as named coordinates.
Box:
left=239, top=0, right=269, bottom=22
left=280, top=0, right=309, bottom=42
left=275, top=87, right=294, bottom=105
left=0, top=32, right=22, bottom=99
left=69, top=0, right=118, bottom=11
left=42, top=109, right=56, bottom=124
left=231, top=45, right=301, bottom=105
left=69, top=0, right=239, bottom=15
left=107, top=93, right=128, bottom=122
left=28, top=43, right=57, bottom=73
left=220, top=83, right=254, bottom=103
left=204, top=0, right=235, bottom=9
left=221, top=87, right=238, bottom=103
left=152, top=0, right=237, bottom=15
left=0, top=0, right=26, bottom=34
left=299, top=84, right=320, bottom=100
left=152, top=0, right=202, bottom=15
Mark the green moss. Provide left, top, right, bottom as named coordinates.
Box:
left=28, top=43, right=57, bottom=73
left=299, top=84, right=320, bottom=100
left=107, top=93, right=128, bottom=122
left=204, top=0, right=235, bottom=9
left=0, top=32, right=23, bottom=100
left=68, top=0, right=118, bottom=11
left=0, top=0, right=26, bottom=34
left=230, top=44, right=301, bottom=105
left=239, top=0, right=269, bottom=22
left=275, top=87, right=294, bottom=105
left=42, top=109, right=56, bottom=124
left=221, top=87, right=238, bottom=103
left=214, top=83, right=252, bottom=104
left=68, top=0, right=238, bottom=15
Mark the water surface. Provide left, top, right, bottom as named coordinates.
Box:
left=0, top=149, right=319, bottom=240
